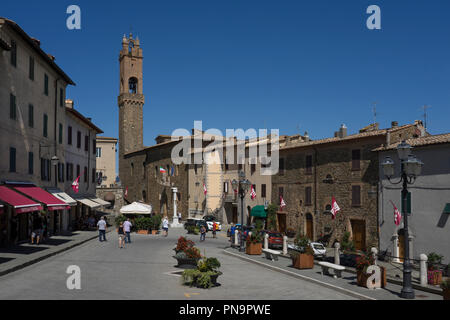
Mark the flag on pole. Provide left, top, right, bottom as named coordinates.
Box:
left=390, top=200, right=402, bottom=226
left=250, top=185, right=256, bottom=200
left=280, top=196, right=286, bottom=210
left=71, top=175, right=80, bottom=193
left=159, top=167, right=166, bottom=174
left=203, top=182, right=207, bottom=195
left=330, top=196, right=340, bottom=220
left=124, top=186, right=128, bottom=198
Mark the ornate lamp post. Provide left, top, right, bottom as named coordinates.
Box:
left=231, top=171, right=251, bottom=252
left=381, top=141, right=423, bottom=299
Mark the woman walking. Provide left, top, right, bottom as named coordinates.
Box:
left=118, top=222, right=125, bottom=248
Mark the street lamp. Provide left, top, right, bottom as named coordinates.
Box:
left=231, top=171, right=251, bottom=252
left=51, top=155, right=59, bottom=188
left=381, top=141, right=423, bottom=299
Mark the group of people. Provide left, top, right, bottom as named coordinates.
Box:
left=200, top=221, right=219, bottom=242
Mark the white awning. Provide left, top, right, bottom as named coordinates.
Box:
left=120, top=202, right=152, bottom=215
left=90, top=198, right=110, bottom=206
left=74, top=197, right=101, bottom=209
left=47, top=188, right=77, bottom=206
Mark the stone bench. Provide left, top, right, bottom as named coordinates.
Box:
left=318, top=261, right=346, bottom=279
left=262, top=248, right=281, bottom=261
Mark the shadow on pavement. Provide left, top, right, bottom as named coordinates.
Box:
left=0, top=245, right=48, bottom=255
left=42, top=239, right=72, bottom=246
left=0, top=257, right=15, bottom=264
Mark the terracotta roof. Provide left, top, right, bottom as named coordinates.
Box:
left=373, top=133, right=450, bottom=151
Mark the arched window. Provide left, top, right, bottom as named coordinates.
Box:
left=129, top=77, right=138, bottom=94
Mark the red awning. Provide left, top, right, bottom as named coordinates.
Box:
left=13, top=186, right=69, bottom=211
left=0, top=186, right=43, bottom=214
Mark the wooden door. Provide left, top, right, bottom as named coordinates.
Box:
left=306, top=213, right=313, bottom=240
left=398, top=231, right=405, bottom=262
left=351, top=219, right=366, bottom=251
left=232, top=206, right=238, bottom=224
left=277, top=214, right=286, bottom=234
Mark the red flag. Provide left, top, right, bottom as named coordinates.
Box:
left=250, top=185, right=256, bottom=200
left=280, top=196, right=286, bottom=211
left=203, top=183, right=207, bottom=195
left=390, top=201, right=402, bottom=226
left=330, top=196, right=340, bottom=220
left=71, top=175, right=80, bottom=193
left=124, top=186, right=128, bottom=198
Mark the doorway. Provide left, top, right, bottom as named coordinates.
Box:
left=277, top=213, right=287, bottom=234
left=232, top=206, right=238, bottom=224
left=306, top=213, right=313, bottom=240
left=350, top=219, right=366, bottom=251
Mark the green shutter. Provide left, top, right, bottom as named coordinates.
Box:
left=28, top=152, right=34, bottom=174
left=43, top=114, right=48, bottom=137
left=9, top=147, right=16, bottom=172
left=29, top=104, right=34, bottom=127
left=59, top=123, right=63, bottom=144
left=10, top=94, right=16, bottom=120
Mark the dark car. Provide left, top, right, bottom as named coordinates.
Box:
left=260, top=230, right=283, bottom=249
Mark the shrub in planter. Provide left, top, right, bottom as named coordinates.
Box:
left=355, top=252, right=377, bottom=287
left=182, top=257, right=222, bottom=289
left=175, top=236, right=196, bottom=253
left=246, top=228, right=263, bottom=255
left=441, top=278, right=450, bottom=300
left=186, top=225, right=199, bottom=235
left=150, top=214, right=162, bottom=233
left=134, top=216, right=151, bottom=233
left=290, top=246, right=315, bottom=269
left=427, top=252, right=444, bottom=285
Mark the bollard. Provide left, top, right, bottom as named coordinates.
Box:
left=334, top=242, right=340, bottom=265
left=283, top=236, right=288, bottom=256
left=371, top=247, right=378, bottom=266
left=420, top=254, right=428, bottom=286
left=264, top=233, right=269, bottom=250
left=234, top=232, right=239, bottom=246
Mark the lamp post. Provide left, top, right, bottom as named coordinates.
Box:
left=231, top=171, right=251, bottom=252
left=51, top=155, right=59, bottom=188
left=381, top=141, right=423, bottom=299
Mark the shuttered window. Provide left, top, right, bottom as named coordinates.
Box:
left=68, top=126, right=72, bottom=145
left=305, top=186, right=312, bottom=206
left=279, top=158, right=285, bottom=175
left=43, top=114, right=48, bottom=137
left=9, top=147, right=16, bottom=172
left=306, top=155, right=313, bottom=175
left=11, top=39, right=17, bottom=67
left=28, top=152, right=34, bottom=174
left=29, top=56, right=34, bottom=80
left=261, top=184, right=267, bottom=198
left=28, top=104, right=34, bottom=127
left=352, top=149, right=361, bottom=170
left=44, top=74, right=49, bottom=95
left=10, top=94, right=16, bottom=120
left=352, top=185, right=361, bottom=206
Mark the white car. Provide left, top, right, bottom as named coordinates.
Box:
left=287, top=242, right=326, bottom=258
left=203, top=215, right=222, bottom=231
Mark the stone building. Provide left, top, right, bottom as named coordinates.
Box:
left=271, top=121, right=427, bottom=251
left=95, top=136, right=118, bottom=188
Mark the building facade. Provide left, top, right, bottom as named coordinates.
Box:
left=96, top=136, right=118, bottom=188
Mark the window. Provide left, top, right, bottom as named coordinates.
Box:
left=131, top=163, right=134, bottom=176
left=68, top=126, right=72, bottom=145
left=352, top=149, right=361, bottom=170
left=129, top=77, right=138, bottom=94
left=352, top=185, right=361, bottom=206
left=261, top=184, right=267, bottom=198
left=305, top=186, right=312, bottom=206
left=41, top=158, right=51, bottom=181
left=92, top=168, right=96, bottom=183
left=76, top=164, right=80, bottom=178
left=44, top=74, right=49, bottom=96
left=10, top=94, right=16, bottom=120
left=43, top=114, right=48, bottom=137
left=306, top=155, right=313, bottom=175
left=28, top=152, right=34, bottom=174
left=279, top=158, right=285, bottom=175
left=9, top=147, right=16, bottom=172
left=92, top=139, right=96, bottom=155
left=223, top=181, right=228, bottom=193
left=59, top=123, right=63, bottom=144
left=84, top=167, right=88, bottom=182
left=85, top=135, right=89, bottom=152
left=29, top=56, right=34, bottom=80
left=66, top=163, right=70, bottom=181
left=251, top=163, right=256, bottom=174
left=28, top=104, right=34, bottom=127
left=58, top=163, right=65, bottom=182
left=96, top=147, right=102, bottom=158
left=60, top=88, right=64, bottom=107
left=11, top=39, right=17, bottom=67
left=77, top=131, right=81, bottom=148
left=194, top=164, right=198, bottom=175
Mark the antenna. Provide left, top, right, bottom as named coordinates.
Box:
left=296, top=123, right=301, bottom=135
left=372, top=102, right=378, bottom=125
left=422, top=105, right=431, bottom=129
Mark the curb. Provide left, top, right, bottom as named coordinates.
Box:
left=222, top=249, right=376, bottom=300
left=0, top=231, right=110, bottom=278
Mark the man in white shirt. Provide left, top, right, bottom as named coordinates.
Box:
left=162, top=217, right=169, bottom=237
left=97, top=216, right=107, bottom=242
left=123, top=218, right=132, bottom=243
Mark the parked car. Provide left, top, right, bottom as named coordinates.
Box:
left=260, top=230, right=283, bottom=249
left=184, top=218, right=208, bottom=231
left=202, top=215, right=222, bottom=231
left=288, top=241, right=327, bottom=259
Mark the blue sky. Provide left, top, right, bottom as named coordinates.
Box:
left=2, top=0, right=450, bottom=145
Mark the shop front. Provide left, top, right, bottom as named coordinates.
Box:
left=73, top=196, right=101, bottom=230
left=47, top=188, right=77, bottom=233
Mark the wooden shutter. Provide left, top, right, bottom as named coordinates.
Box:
left=352, top=185, right=361, bottom=206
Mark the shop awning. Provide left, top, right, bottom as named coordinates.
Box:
left=250, top=205, right=267, bottom=218
left=46, top=188, right=77, bottom=206
left=74, top=197, right=101, bottom=209
left=90, top=197, right=111, bottom=206
left=13, top=186, right=69, bottom=211
left=444, top=203, right=450, bottom=214
left=0, top=186, right=43, bottom=214
left=120, top=202, right=152, bottom=215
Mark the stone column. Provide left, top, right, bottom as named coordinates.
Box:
left=170, top=187, right=183, bottom=228
left=420, top=254, right=428, bottom=286
left=392, top=233, right=400, bottom=263
left=283, top=236, right=288, bottom=255
left=334, top=242, right=340, bottom=265
left=264, top=233, right=269, bottom=250
left=371, top=247, right=378, bottom=266
left=234, top=231, right=239, bottom=246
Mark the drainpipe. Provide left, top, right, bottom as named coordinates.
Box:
left=54, top=78, right=60, bottom=188
left=314, top=147, right=318, bottom=240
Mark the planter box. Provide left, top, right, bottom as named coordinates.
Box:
left=174, top=257, right=199, bottom=268
left=246, top=242, right=262, bottom=255
left=427, top=270, right=443, bottom=285
left=151, top=230, right=158, bottom=235
left=137, top=230, right=149, bottom=235
left=443, top=288, right=450, bottom=301
left=292, top=254, right=314, bottom=269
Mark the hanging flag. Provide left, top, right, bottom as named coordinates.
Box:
left=330, top=196, right=340, bottom=220
left=71, top=175, right=80, bottom=193
left=124, top=186, right=128, bottom=198
left=280, top=196, right=286, bottom=210
left=203, top=182, right=207, bottom=195
left=250, top=185, right=256, bottom=200
left=390, top=200, right=402, bottom=226
left=171, top=166, right=175, bottom=176
left=159, top=167, right=166, bottom=174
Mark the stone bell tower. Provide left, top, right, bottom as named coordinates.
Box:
left=118, top=33, right=144, bottom=173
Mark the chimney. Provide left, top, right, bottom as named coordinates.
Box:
left=391, top=121, right=398, bottom=128
left=47, top=53, right=55, bottom=61
left=31, top=37, right=40, bottom=47
left=86, top=117, right=92, bottom=122
left=65, top=99, right=74, bottom=109
left=338, top=124, right=347, bottom=138
left=304, top=131, right=310, bottom=142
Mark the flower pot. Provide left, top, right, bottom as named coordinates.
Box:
left=427, top=270, right=443, bottom=286
left=246, top=242, right=262, bottom=255
left=151, top=230, right=158, bottom=235
left=174, top=256, right=199, bottom=268
left=443, top=288, right=450, bottom=300
left=293, top=253, right=314, bottom=269
left=137, top=230, right=149, bottom=235
left=210, top=271, right=223, bottom=286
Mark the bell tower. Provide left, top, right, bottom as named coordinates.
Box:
left=118, top=33, right=144, bottom=172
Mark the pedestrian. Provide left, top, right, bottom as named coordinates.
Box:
left=200, top=224, right=206, bottom=242
left=97, top=216, right=107, bottom=242
left=31, top=214, right=42, bottom=245
left=118, top=222, right=125, bottom=248
left=229, top=223, right=235, bottom=242
left=212, top=221, right=217, bottom=239
left=178, top=212, right=182, bottom=223
left=123, top=218, right=132, bottom=243
left=162, top=216, right=169, bottom=237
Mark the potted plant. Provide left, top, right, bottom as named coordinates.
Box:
left=246, top=231, right=263, bottom=255
left=181, top=257, right=222, bottom=289
left=150, top=214, right=162, bottom=235
left=173, top=237, right=202, bottom=268
left=427, top=252, right=444, bottom=286
left=174, top=236, right=195, bottom=254
left=290, top=235, right=314, bottom=269
left=186, top=225, right=199, bottom=235
left=134, top=216, right=151, bottom=234
left=441, top=278, right=450, bottom=300
left=355, top=252, right=376, bottom=287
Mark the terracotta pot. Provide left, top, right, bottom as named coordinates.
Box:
left=137, top=230, right=149, bottom=235
left=293, top=253, right=314, bottom=269
left=151, top=230, right=158, bottom=235
left=428, top=270, right=443, bottom=285
left=443, top=288, right=450, bottom=300
left=246, top=242, right=262, bottom=255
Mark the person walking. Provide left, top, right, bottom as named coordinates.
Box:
left=31, top=214, right=42, bottom=245
left=162, top=216, right=169, bottom=237
left=123, top=218, right=132, bottom=243
left=229, top=223, right=235, bottom=242
left=212, top=221, right=217, bottom=239
left=118, top=222, right=125, bottom=248
left=97, top=216, right=107, bottom=242
left=200, top=224, right=206, bottom=242
left=178, top=212, right=182, bottom=223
